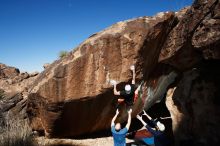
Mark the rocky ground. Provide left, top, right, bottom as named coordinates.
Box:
left=36, top=136, right=114, bottom=146
left=35, top=137, right=138, bottom=146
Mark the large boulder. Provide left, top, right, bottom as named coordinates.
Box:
left=159, top=0, right=220, bottom=70
left=0, top=63, right=39, bottom=94
left=0, top=64, right=39, bottom=135
left=0, top=63, right=20, bottom=79
left=27, top=12, right=177, bottom=138
left=26, top=1, right=220, bottom=145
left=158, top=0, right=220, bottom=145
left=166, top=60, right=220, bottom=146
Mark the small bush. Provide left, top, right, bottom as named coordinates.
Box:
left=0, top=114, right=36, bottom=146
left=59, top=50, right=68, bottom=58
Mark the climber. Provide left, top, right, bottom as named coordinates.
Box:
left=111, top=109, right=132, bottom=146
left=112, top=65, right=142, bottom=108
left=136, top=110, right=169, bottom=146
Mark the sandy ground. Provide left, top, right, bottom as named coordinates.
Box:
left=36, top=136, right=136, bottom=146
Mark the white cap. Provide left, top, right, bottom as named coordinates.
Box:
left=156, top=121, right=165, bottom=131
left=125, top=84, right=131, bottom=94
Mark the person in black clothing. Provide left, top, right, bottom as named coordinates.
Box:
left=136, top=110, right=169, bottom=146
left=113, top=65, right=140, bottom=108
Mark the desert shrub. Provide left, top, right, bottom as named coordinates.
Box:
left=59, top=50, right=68, bottom=58
left=0, top=113, right=37, bottom=146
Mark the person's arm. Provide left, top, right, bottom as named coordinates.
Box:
left=137, top=115, right=159, bottom=135
left=143, top=110, right=152, bottom=120
left=130, top=65, right=135, bottom=84
left=113, top=83, right=120, bottom=95
left=125, top=109, right=132, bottom=130
left=136, top=115, right=147, bottom=126
left=145, top=124, right=159, bottom=136
left=111, top=109, right=119, bottom=127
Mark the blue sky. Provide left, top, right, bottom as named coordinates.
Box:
left=0, top=0, right=193, bottom=72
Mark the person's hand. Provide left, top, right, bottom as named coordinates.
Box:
left=142, top=110, right=147, bottom=116
left=136, top=114, right=142, bottom=120
left=128, top=109, right=132, bottom=114
left=116, top=109, right=119, bottom=115
left=110, top=80, right=117, bottom=86
left=130, top=65, right=135, bottom=71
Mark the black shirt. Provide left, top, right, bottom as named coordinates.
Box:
left=145, top=119, right=169, bottom=146
left=120, top=84, right=135, bottom=106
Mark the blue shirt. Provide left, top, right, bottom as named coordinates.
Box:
left=111, top=126, right=128, bottom=146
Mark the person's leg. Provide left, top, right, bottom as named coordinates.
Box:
left=116, top=99, right=125, bottom=110
left=118, top=98, right=125, bottom=103
left=133, top=93, right=138, bottom=102
left=126, top=131, right=136, bottom=139
left=126, top=104, right=133, bottom=112
left=134, top=81, right=144, bottom=103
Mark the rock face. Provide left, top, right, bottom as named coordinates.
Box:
left=0, top=63, right=39, bottom=95
left=0, top=63, right=39, bottom=132
left=159, top=0, right=220, bottom=145
left=26, top=0, right=220, bottom=145
left=27, top=12, right=177, bottom=137
left=159, top=0, right=220, bottom=69
left=0, top=63, right=20, bottom=79
left=43, top=63, right=50, bottom=69
left=166, top=61, right=220, bottom=146
left=0, top=93, right=24, bottom=128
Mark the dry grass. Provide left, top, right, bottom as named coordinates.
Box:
left=0, top=113, right=36, bottom=146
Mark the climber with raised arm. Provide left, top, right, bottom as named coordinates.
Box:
left=112, top=65, right=141, bottom=108
left=111, top=109, right=132, bottom=146
left=136, top=110, right=169, bottom=146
